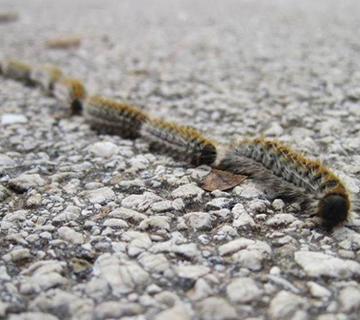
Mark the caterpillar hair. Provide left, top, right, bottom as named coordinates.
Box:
left=4, top=60, right=32, bottom=84
left=30, top=64, right=63, bottom=92
left=53, top=77, right=86, bottom=115
left=141, top=118, right=217, bottom=166
left=83, top=95, right=149, bottom=139
left=216, top=137, right=351, bottom=228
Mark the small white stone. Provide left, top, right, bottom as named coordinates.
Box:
left=226, top=277, right=263, bottom=303
left=89, top=141, right=119, bottom=158
left=295, top=251, right=360, bottom=278
left=1, top=113, right=27, bottom=125
left=0, top=154, right=15, bottom=167
left=151, top=200, right=174, bottom=212
left=9, top=174, right=46, bottom=192
left=239, top=187, right=262, bottom=199
left=272, top=199, right=285, bottom=211
left=155, top=303, right=191, bottom=320
left=307, top=281, right=331, bottom=299
left=103, top=218, right=129, bottom=229
left=109, top=207, right=147, bottom=222
left=171, top=183, right=204, bottom=200
left=338, top=286, right=360, bottom=313
left=267, top=214, right=298, bottom=226
left=138, top=216, right=170, bottom=230
left=4, top=210, right=27, bottom=222
left=138, top=253, right=169, bottom=273
left=10, top=248, right=32, bottom=262
left=183, top=212, right=212, bottom=230
left=196, top=297, right=238, bottom=319
left=121, top=192, right=162, bottom=211
left=268, top=290, right=305, bottom=319
left=8, top=312, right=59, bottom=320
left=206, top=197, right=231, bottom=210
left=84, top=187, right=115, bottom=204
left=233, top=212, right=256, bottom=227
left=174, top=265, right=210, bottom=279
left=58, top=227, right=84, bottom=245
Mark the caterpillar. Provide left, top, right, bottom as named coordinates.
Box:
left=30, top=64, right=63, bottom=92
left=0, top=59, right=353, bottom=229
left=3, top=60, right=33, bottom=84
left=215, top=137, right=351, bottom=228
left=53, top=77, right=86, bottom=115
left=141, top=118, right=217, bottom=166
left=83, top=95, right=149, bottom=139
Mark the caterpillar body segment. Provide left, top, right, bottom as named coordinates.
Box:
left=141, top=118, right=217, bottom=166
left=53, top=77, right=86, bottom=115
left=4, top=60, right=33, bottom=84
left=83, top=95, right=148, bottom=139
left=216, top=137, right=351, bottom=228
left=30, top=64, right=63, bottom=92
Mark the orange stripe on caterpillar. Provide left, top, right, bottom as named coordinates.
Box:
left=141, top=118, right=217, bottom=166
left=3, top=60, right=32, bottom=83
left=216, top=136, right=351, bottom=228
left=83, top=95, right=148, bottom=139
left=53, top=77, right=86, bottom=115
left=30, top=64, right=63, bottom=92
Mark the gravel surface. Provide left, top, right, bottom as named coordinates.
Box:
left=1, top=0, right=360, bottom=319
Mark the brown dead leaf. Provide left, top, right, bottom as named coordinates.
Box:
left=46, top=36, right=82, bottom=49
left=200, top=169, right=247, bottom=192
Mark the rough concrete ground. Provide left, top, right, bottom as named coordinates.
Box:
left=1, top=0, right=360, bottom=319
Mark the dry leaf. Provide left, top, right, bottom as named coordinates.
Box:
left=200, top=169, right=247, bottom=191
left=46, top=36, right=82, bottom=49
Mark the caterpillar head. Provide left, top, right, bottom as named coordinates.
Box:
left=317, top=193, right=350, bottom=228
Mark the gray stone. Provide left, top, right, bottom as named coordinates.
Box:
left=196, top=297, right=238, bottom=320
left=171, top=183, right=204, bottom=200
left=89, top=141, right=119, bottom=158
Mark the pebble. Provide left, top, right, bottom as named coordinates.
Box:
left=121, top=192, right=163, bottom=211
left=84, top=187, right=115, bottom=204
left=1, top=113, right=28, bottom=125
left=268, top=291, right=306, bottom=319
left=183, top=212, right=212, bottom=230
left=338, top=286, right=360, bottom=313
left=266, top=214, right=298, bottom=226
left=295, top=251, right=360, bottom=278
left=109, top=207, right=147, bottom=222
left=58, top=227, right=84, bottom=245
left=226, top=277, right=263, bottom=303
left=9, top=174, right=46, bottom=192
left=89, top=141, right=118, bottom=158
left=93, top=254, right=150, bottom=295
left=155, top=303, right=191, bottom=320
left=196, top=297, right=238, bottom=320
left=103, top=218, right=129, bottom=229
left=138, top=216, right=170, bottom=230
left=9, top=248, right=32, bottom=262
left=8, top=312, right=59, bottom=320
left=95, top=301, right=143, bottom=319
left=307, top=281, right=331, bottom=299
left=171, top=183, right=204, bottom=200
left=138, top=253, right=169, bottom=273
left=0, top=154, right=16, bottom=166
left=219, top=238, right=271, bottom=271
left=174, top=265, right=210, bottom=279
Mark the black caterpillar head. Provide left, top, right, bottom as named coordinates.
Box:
left=318, top=193, right=350, bottom=228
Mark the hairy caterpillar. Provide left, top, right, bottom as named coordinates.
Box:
left=83, top=95, right=149, bottom=139
left=4, top=60, right=32, bottom=83
left=215, top=137, right=351, bottom=228
left=141, top=118, right=217, bottom=166
left=30, top=64, right=63, bottom=92
left=1, top=59, right=353, bottom=229
left=53, top=77, right=86, bottom=115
